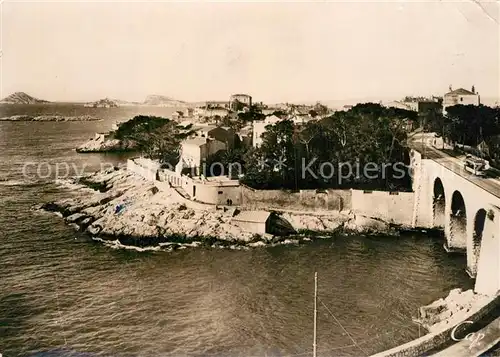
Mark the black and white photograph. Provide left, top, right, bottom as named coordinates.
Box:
left=1, top=1, right=499, bottom=356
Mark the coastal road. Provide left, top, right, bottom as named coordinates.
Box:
left=409, top=133, right=500, bottom=200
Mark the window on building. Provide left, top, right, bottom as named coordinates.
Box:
left=218, top=191, right=223, bottom=194
left=460, top=97, right=463, bottom=102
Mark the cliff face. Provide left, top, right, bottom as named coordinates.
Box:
left=0, top=92, right=50, bottom=104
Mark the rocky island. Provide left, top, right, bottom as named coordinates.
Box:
left=81, top=95, right=187, bottom=107
left=83, top=98, right=119, bottom=108
left=0, top=114, right=100, bottom=122
left=0, top=92, right=50, bottom=104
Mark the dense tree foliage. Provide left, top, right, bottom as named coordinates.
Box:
left=444, top=105, right=500, bottom=146
left=425, top=104, right=500, bottom=162
left=114, top=115, right=172, bottom=140
left=241, top=103, right=414, bottom=191
left=237, top=105, right=266, bottom=122
left=114, top=115, right=195, bottom=165
left=312, top=102, right=330, bottom=117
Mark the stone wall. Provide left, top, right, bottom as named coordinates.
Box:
left=158, top=168, right=241, bottom=205
left=127, top=158, right=160, bottom=182
left=240, top=186, right=352, bottom=212
left=194, top=183, right=241, bottom=206
left=154, top=181, right=217, bottom=211
left=351, top=190, right=415, bottom=227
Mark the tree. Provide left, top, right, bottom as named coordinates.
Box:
left=241, top=103, right=414, bottom=191
left=232, top=99, right=246, bottom=112
left=242, top=120, right=297, bottom=189
left=309, top=110, right=318, bottom=118
left=297, top=121, right=322, bottom=159
left=114, top=115, right=171, bottom=140
left=114, top=115, right=195, bottom=165
left=445, top=105, right=500, bottom=146
left=313, top=102, right=329, bottom=117
left=237, top=105, right=265, bottom=122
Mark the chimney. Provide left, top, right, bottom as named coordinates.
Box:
left=449, top=84, right=452, bottom=92
left=472, top=85, right=475, bottom=94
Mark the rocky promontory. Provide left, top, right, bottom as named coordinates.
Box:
left=40, top=168, right=397, bottom=250
left=76, top=137, right=137, bottom=153
left=0, top=115, right=99, bottom=122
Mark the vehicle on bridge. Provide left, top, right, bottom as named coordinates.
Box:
left=464, top=154, right=488, bottom=176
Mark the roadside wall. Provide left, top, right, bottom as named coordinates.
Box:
left=351, top=190, right=415, bottom=226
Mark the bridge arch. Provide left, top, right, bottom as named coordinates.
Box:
left=433, top=178, right=446, bottom=228
left=449, top=190, right=467, bottom=248
left=470, top=208, right=487, bottom=276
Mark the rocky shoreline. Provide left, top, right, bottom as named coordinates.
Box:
left=39, top=167, right=496, bottom=352
left=39, top=168, right=405, bottom=250
left=0, top=114, right=100, bottom=122
left=416, top=288, right=492, bottom=333
left=76, top=138, right=137, bottom=153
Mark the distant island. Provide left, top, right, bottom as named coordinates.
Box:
left=80, top=94, right=187, bottom=108
left=84, top=98, right=119, bottom=108
left=0, top=115, right=99, bottom=122
left=0, top=92, right=50, bottom=104
left=1, top=92, right=190, bottom=108
left=143, top=94, right=186, bottom=107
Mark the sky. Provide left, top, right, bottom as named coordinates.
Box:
left=1, top=0, right=499, bottom=103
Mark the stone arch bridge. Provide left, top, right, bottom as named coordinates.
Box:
left=411, top=147, right=500, bottom=296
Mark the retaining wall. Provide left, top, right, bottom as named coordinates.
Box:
left=129, top=159, right=414, bottom=226
left=240, top=186, right=352, bottom=212
left=351, top=190, right=415, bottom=227
left=153, top=180, right=217, bottom=211
left=127, top=158, right=159, bottom=182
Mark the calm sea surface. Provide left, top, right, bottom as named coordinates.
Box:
left=0, top=104, right=474, bottom=357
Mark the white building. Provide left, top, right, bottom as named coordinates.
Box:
left=175, top=138, right=226, bottom=176
left=252, top=115, right=283, bottom=148
left=443, top=87, right=480, bottom=114
left=191, top=124, right=218, bottom=138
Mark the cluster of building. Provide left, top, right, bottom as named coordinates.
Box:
left=385, top=85, right=480, bottom=117
left=127, top=94, right=328, bottom=205
left=175, top=94, right=329, bottom=169
left=123, top=86, right=484, bottom=205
